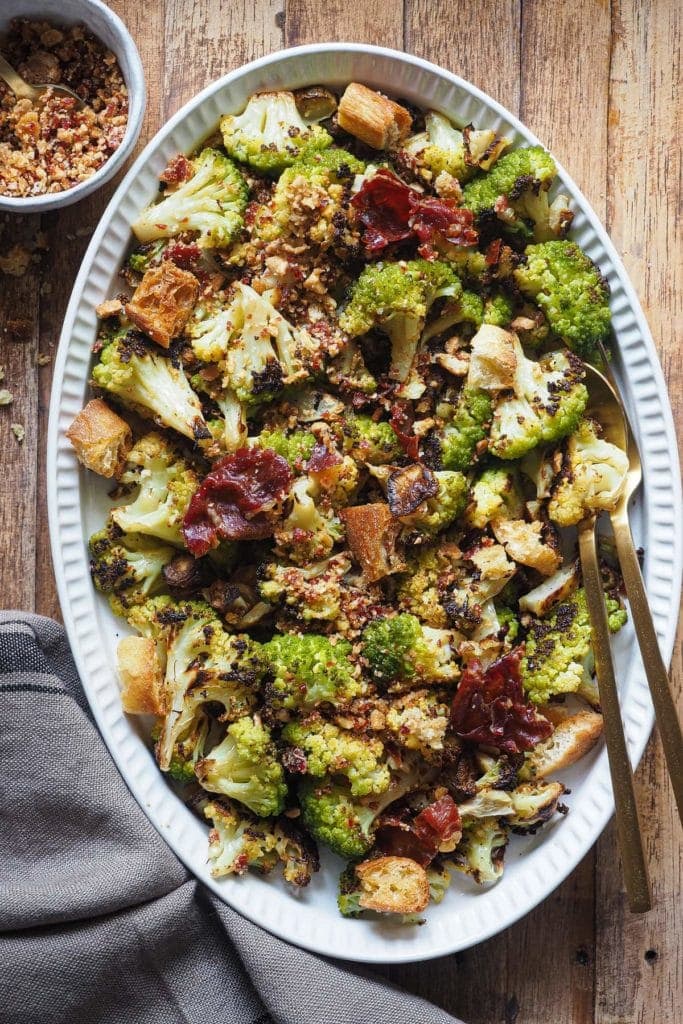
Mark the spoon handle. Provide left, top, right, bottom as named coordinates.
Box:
left=578, top=516, right=651, bottom=913
left=0, top=54, right=40, bottom=102
left=610, top=502, right=683, bottom=825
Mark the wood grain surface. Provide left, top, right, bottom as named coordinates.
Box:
left=0, top=2, right=680, bottom=1020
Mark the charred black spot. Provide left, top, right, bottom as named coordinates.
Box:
left=252, top=360, right=284, bottom=397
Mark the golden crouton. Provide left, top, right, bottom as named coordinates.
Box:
left=355, top=856, right=430, bottom=914
left=125, top=260, right=199, bottom=348
left=520, top=710, right=604, bottom=779
left=117, top=635, right=166, bottom=716
left=467, top=325, right=518, bottom=391
left=340, top=502, right=406, bottom=583
left=66, top=398, right=132, bottom=478
left=338, top=83, right=412, bottom=150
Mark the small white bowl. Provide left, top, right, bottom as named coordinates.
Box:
left=0, top=0, right=145, bottom=212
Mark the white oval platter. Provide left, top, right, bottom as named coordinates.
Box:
left=47, top=44, right=682, bottom=964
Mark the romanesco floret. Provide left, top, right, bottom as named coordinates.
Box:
left=396, top=545, right=458, bottom=628
left=92, top=331, right=209, bottom=441
left=462, top=145, right=571, bottom=241
left=220, top=90, right=332, bottom=174
left=361, top=613, right=458, bottom=685
left=483, top=292, right=515, bottom=327
left=89, top=520, right=174, bottom=608
left=256, top=147, right=365, bottom=247
left=547, top=417, right=629, bottom=526
left=273, top=475, right=343, bottom=565
left=262, top=632, right=363, bottom=711
left=343, top=415, right=401, bottom=465
left=488, top=344, right=588, bottom=460
left=203, top=799, right=318, bottom=884
left=299, top=778, right=377, bottom=859
left=403, top=111, right=509, bottom=183
left=258, top=553, right=351, bottom=623
left=132, top=148, right=247, bottom=249
left=514, top=240, right=611, bottom=359
left=439, top=387, right=493, bottom=471
left=521, top=588, right=593, bottom=704
left=256, top=427, right=316, bottom=467
left=196, top=716, right=287, bottom=817
left=400, top=470, right=468, bottom=535
left=111, top=432, right=199, bottom=547
left=466, top=465, right=525, bottom=529
left=606, top=595, right=628, bottom=633
left=384, top=689, right=450, bottom=756
left=339, top=259, right=460, bottom=383
left=451, top=819, right=509, bottom=884
left=282, top=718, right=390, bottom=796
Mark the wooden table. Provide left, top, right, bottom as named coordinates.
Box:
left=1, top=1, right=680, bottom=1020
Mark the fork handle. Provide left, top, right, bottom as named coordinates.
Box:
left=610, top=505, right=683, bottom=825
left=578, top=517, right=651, bottom=913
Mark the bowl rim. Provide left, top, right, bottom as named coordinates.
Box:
left=0, top=0, right=145, bottom=212
left=47, top=41, right=683, bottom=963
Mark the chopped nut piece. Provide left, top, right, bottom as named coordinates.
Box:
left=66, top=398, right=132, bottom=478
left=35, top=352, right=51, bottom=366
left=117, top=636, right=166, bottom=716
left=0, top=244, right=32, bottom=277
left=11, top=423, right=25, bottom=442
left=338, top=83, right=412, bottom=150
left=96, top=298, right=124, bottom=319
left=0, top=389, right=13, bottom=405
left=125, top=261, right=200, bottom=348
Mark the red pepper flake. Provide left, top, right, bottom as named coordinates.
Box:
left=351, top=169, right=478, bottom=256
left=450, top=647, right=553, bottom=754
left=183, top=448, right=292, bottom=556
left=389, top=400, right=419, bottom=460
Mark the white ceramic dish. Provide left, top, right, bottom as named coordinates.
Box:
left=0, top=0, right=145, bottom=213
left=47, top=44, right=682, bottom=963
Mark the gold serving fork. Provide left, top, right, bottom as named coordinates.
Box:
left=578, top=351, right=683, bottom=911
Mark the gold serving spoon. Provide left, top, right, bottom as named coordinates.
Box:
left=584, top=359, right=683, bottom=825
left=0, top=53, right=83, bottom=108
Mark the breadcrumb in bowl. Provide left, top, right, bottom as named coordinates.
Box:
left=0, top=0, right=144, bottom=213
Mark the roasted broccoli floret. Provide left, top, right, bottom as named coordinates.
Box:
left=188, top=283, right=322, bottom=405
left=89, top=521, right=173, bottom=607
left=403, top=111, right=509, bottom=182
left=299, top=753, right=430, bottom=859
left=256, top=147, right=365, bottom=247
left=462, top=145, right=572, bottom=241
left=396, top=544, right=459, bottom=628
left=111, top=433, right=199, bottom=547
left=132, top=148, right=247, bottom=248
left=258, top=553, right=352, bottom=623
left=480, top=332, right=588, bottom=460
left=343, top=415, right=401, bottom=465
left=547, top=417, right=629, bottom=526
left=514, top=240, right=611, bottom=359
left=273, top=475, right=343, bottom=565
left=339, top=259, right=460, bottom=384
left=256, top=426, right=316, bottom=468
left=451, top=820, right=509, bottom=884
left=92, top=330, right=209, bottom=442
left=337, top=862, right=365, bottom=917
left=262, top=631, right=363, bottom=711
left=204, top=798, right=280, bottom=876
left=282, top=717, right=390, bottom=797
left=220, top=90, right=332, bottom=174
left=466, top=465, right=525, bottom=529
left=196, top=716, right=287, bottom=817
left=484, top=292, right=515, bottom=327
left=439, top=387, right=493, bottom=471
left=385, top=689, right=451, bottom=756
left=399, top=470, right=468, bottom=536
left=362, top=613, right=458, bottom=685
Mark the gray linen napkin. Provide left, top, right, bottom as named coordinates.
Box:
left=0, top=612, right=463, bottom=1024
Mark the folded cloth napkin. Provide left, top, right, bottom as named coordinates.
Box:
left=0, top=613, right=464, bottom=1024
